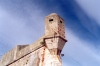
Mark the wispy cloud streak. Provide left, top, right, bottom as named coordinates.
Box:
left=62, top=29, right=100, bottom=66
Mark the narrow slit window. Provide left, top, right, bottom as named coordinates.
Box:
left=49, top=19, right=53, bottom=22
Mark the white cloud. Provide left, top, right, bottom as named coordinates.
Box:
left=76, top=0, right=100, bottom=25
left=0, top=6, right=45, bottom=48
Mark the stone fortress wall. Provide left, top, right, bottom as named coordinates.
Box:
left=0, top=13, right=67, bottom=66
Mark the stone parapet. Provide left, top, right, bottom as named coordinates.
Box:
left=0, top=35, right=45, bottom=66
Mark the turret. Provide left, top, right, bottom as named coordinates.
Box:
left=44, top=13, right=67, bottom=55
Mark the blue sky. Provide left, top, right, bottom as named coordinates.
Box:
left=0, top=0, right=100, bottom=66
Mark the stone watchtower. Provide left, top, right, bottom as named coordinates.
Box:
left=0, top=13, right=67, bottom=66
left=45, top=13, right=66, bottom=55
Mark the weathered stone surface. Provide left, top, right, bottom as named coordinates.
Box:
left=4, top=46, right=62, bottom=66
left=45, top=13, right=66, bottom=39
left=0, top=46, right=19, bottom=66
left=8, top=47, right=44, bottom=66
left=0, top=36, right=45, bottom=66
left=44, top=47, right=62, bottom=66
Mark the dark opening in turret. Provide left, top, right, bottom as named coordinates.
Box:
left=60, top=20, right=62, bottom=23
left=49, top=19, right=53, bottom=22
